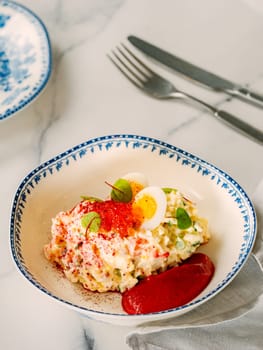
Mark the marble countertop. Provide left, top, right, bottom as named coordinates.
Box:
left=1, top=0, right=263, bottom=349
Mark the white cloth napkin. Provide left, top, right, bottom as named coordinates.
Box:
left=127, top=179, right=263, bottom=349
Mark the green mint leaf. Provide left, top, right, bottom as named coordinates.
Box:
left=110, top=178, right=132, bottom=202
left=176, top=207, right=192, bottom=229
left=80, top=196, right=102, bottom=202
left=81, top=211, right=101, bottom=232
left=162, top=187, right=177, bottom=194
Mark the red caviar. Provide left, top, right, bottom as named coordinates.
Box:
left=80, top=200, right=141, bottom=237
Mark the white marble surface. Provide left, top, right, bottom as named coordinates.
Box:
left=0, top=0, right=263, bottom=349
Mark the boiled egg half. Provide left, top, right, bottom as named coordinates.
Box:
left=133, top=186, right=167, bottom=230
left=122, top=172, right=149, bottom=198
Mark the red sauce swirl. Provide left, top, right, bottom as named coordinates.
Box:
left=122, top=253, right=215, bottom=314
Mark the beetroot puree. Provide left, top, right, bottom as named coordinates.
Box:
left=122, top=253, right=215, bottom=314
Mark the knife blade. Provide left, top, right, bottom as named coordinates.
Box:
left=128, top=35, right=263, bottom=108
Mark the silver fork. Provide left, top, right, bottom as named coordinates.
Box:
left=108, top=44, right=263, bottom=144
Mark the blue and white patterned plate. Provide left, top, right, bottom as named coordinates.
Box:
left=10, top=135, right=257, bottom=326
left=0, top=1, right=51, bottom=121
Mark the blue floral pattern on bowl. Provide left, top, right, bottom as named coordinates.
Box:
left=0, top=1, right=51, bottom=121
left=10, top=135, right=257, bottom=322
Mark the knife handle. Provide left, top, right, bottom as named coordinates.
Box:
left=215, top=109, right=263, bottom=144
left=235, top=87, right=263, bottom=108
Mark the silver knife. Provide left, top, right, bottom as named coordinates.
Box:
left=128, top=35, right=263, bottom=108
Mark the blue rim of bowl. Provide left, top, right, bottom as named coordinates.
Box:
left=0, top=0, right=52, bottom=121
left=10, top=134, right=257, bottom=319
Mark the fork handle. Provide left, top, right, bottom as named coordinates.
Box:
left=177, top=92, right=263, bottom=144
left=214, top=109, right=263, bottom=144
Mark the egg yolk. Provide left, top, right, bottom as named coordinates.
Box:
left=129, top=182, right=145, bottom=199
left=134, top=194, right=157, bottom=220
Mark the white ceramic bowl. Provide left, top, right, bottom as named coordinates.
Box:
left=10, top=135, right=257, bottom=326
left=0, top=0, right=51, bottom=121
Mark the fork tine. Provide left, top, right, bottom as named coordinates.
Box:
left=120, top=44, right=156, bottom=77
left=117, top=44, right=151, bottom=80
left=108, top=50, right=144, bottom=88
left=111, top=48, right=145, bottom=84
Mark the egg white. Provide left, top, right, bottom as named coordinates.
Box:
left=122, top=172, right=149, bottom=197
left=122, top=172, right=148, bottom=187
left=134, top=186, right=167, bottom=230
